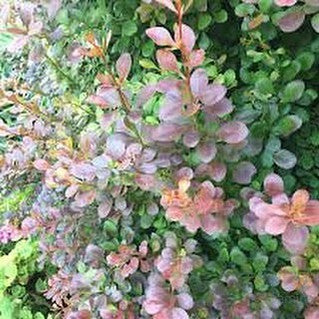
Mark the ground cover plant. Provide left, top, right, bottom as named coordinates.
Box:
left=0, top=0, right=319, bottom=318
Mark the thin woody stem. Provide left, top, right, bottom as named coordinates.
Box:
left=98, top=48, right=146, bottom=146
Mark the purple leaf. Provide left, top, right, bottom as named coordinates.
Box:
left=174, top=24, right=196, bottom=53
left=278, top=10, right=305, bottom=33
left=187, top=49, right=205, bottom=69
left=106, top=134, right=126, bottom=159
left=183, top=130, right=200, bottom=148
left=204, top=98, right=234, bottom=117
left=70, top=163, right=96, bottom=181
left=159, top=92, right=183, bottom=121
left=96, top=87, right=121, bottom=108
left=218, top=121, right=249, bottom=144
left=46, top=0, right=62, bottom=20
left=196, top=141, right=217, bottom=163
left=282, top=224, right=309, bottom=255
left=155, top=0, right=178, bottom=13
left=273, top=149, right=297, bottom=169
left=151, top=123, right=184, bottom=142
left=116, top=53, right=132, bottom=81
left=190, top=68, right=208, bottom=98
left=98, top=198, right=113, bottom=218
left=146, top=27, right=175, bottom=46
left=156, top=49, right=179, bottom=72
left=232, top=161, right=257, bottom=185
left=274, top=0, right=297, bottom=6
left=136, top=85, right=157, bottom=108
left=200, top=84, right=227, bottom=106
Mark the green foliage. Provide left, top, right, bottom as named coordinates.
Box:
left=0, top=240, right=50, bottom=319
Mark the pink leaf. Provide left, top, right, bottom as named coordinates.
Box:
left=264, top=173, right=284, bottom=197
left=187, top=49, right=205, bottom=69
left=210, top=161, right=227, bottom=182
left=146, top=27, right=175, bottom=46
left=74, top=190, right=96, bottom=207
left=218, top=121, right=249, bottom=144
left=204, top=98, right=234, bottom=117
left=116, top=53, right=132, bottom=81
left=7, top=36, right=29, bottom=53
left=19, top=2, right=35, bottom=26
left=177, top=293, right=194, bottom=310
left=200, top=84, right=227, bottom=106
left=151, top=123, right=184, bottom=142
left=174, top=24, right=196, bottom=53
left=196, top=142, right=217, bottom=163
left=264, top=216, right=289, bottom=235
left=155, top=0, right=178, bottom=13
left=46, top=0, right=62, bottom=19
left=275, top=0, right=297, bottom=6
left=96, top=87, right=121, bottom=108
left=190, top=68, right=208, bottom=98
left=33, top=159, right=50, bottom=171
left=278, top=11, right=305, bottom=33
left=87, top=95, right=108, bottom=108
left=156, top=49, right=179, bottom=72
left=171, top=308, right=189, bottom=319
left=136, top=85, right=157, bottom=107
left=159, top=92, right=183, bottom=121
left=69, top=163, right=96, bottom=181
left=282, top=224, right=309, bottom=255
left=183, top=130, right=200, bottom=148
left=233, top=161, right=256, bottom=185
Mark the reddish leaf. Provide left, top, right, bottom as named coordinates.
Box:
left=200, top=84, right=227, bottom=106
left=116, top=53, right=132, bottom=81
left=232, top=161, right=257, bottom=185
left=274, top=0, right=297, bottom=6
left=136, top=85, right=157, bottom=107
left=278, top=11, right=305, bottom=33
left=174, top=24, right=196, bottom=53
left=86, top=95, right=108, bottom=108
left=187, top=49, right=205, bottom=69
left=46, top=0, right=62, bottom=19
left=155, top=0, right=178, bottom=13
left=7, top=36, right=29, bottom=53
left=156, top=49, right=179, bottom=72
left=204, top=98, right=234, bottom=117
left=98, top=198, right=113, bottom=218
left=151, top=123, right=184, bottom=142
left=190, top=68, right=208, bottom=98
left=196, top=142, right=217, bottom=163
left=218, top=121, right=249, bottom=144
left=33, top=159, right=50, bottom=171
left=146, top=27, right=175, bottom=46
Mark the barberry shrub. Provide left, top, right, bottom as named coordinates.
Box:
left=0, top=0, right=319, bottom=318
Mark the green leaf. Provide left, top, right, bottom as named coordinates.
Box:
left=122, top=21, right=138, bottom=37
left=253, top=253, right=268, bottom=272
left=139, top=59, right=158, bottom=69
left=282, top=80, right=305, bottom=102
left=311, top=13, right=319, bottom=33
left=235, top=3, right=256, bottom=17
left=258, top=0, right=272, bottom=13
left=238, top=238, right=258, bottom=252
left=230, top=247, right=247, bottom=266
left=296, top=52, right=315, bottom=71
left=255, top=77, right=274, bottom=95
left=198, top=13, right=212, bottom=30
left=214, top=10, right=228, bottom=23
left=282, top=61, right=301, bottom=82
left=273, top=115, right=302, bottom=137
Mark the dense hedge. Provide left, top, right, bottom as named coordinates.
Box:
left=0, top=0, right=319, bottom=318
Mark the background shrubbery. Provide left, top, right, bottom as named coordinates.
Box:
left=0, top=0, right=319, bottom=318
